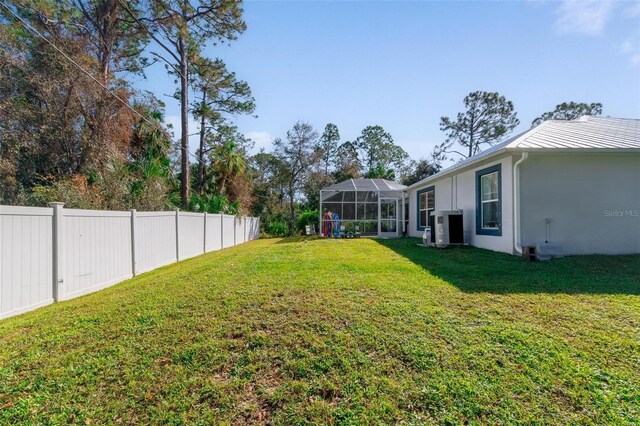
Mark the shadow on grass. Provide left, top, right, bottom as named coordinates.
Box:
left=375, top=238, right=640, bottom=295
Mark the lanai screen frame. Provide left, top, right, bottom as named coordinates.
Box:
left=319, top=179, right=407, bottom=237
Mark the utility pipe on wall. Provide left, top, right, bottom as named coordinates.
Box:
left=513, top=152, right=529, bottom=256
left=401, top=194, right=406, bottom=234
left=452, top=177, right=455, bottom=210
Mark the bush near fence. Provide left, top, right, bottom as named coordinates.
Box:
left=0, top=204, right=259, bottom=319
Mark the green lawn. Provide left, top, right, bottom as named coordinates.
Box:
left=1, top=238, right=639, bottom=425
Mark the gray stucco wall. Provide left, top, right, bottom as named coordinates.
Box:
left=519, top=152, right=640, bottom=255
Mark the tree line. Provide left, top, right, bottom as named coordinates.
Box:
left=252, top=121, right=439, bottom=235
left=0, top=1, right=603, bottom=236
left=247, top=93, right=603, bottom=236
left=0, top=0, right=254, bottom=213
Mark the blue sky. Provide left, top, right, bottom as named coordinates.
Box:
left=137, top=0, right=640, bottom=160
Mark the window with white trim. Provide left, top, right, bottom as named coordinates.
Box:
left=475, top=164, right=502, bottom=236
left=418, top=188, right=434, bottom=229
left=480, top=172, right=499, bottom=229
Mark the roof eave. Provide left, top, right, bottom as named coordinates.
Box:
left=407, top=147, right=509, bottom=190
left=507, top=147, right=640, bottom=153
left=408, top=145, right=640, bottom=191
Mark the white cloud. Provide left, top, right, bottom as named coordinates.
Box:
left=549, top=0, right=640, bottom=66
left=619, top=2, right=640, bottom=66
left=245, top=131, right=274, bottom=153
left=619, top=31, right=640, bottom=66
left=555, top=0, right=615, bottom=36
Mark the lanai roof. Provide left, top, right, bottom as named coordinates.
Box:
left=321, top=178, right=407, bottom=192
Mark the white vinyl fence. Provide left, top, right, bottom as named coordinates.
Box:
left=0, top=204, right=259, bottom=319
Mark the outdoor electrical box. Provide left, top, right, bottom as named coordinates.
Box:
left=431, top=210, right=464, bottom=248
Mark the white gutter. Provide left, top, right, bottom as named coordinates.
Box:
left=406, top=147, right=509, bottom=190
left=513, top=152, right=529, bottom=256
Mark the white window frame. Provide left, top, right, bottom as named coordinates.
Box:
left=418, top=188, right=434, bottom=229
left=481, top=172, right=499, bottom=230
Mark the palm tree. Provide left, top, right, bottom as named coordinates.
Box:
left=364, top=162, right=395, bottom=180
left=211, top=141, right=246, bottom=195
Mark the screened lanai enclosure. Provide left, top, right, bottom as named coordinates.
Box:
left=319, top=179, right=408, bottom=238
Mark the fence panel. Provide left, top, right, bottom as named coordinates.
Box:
left=179, top=212, right=205, bottom=260
left=245, top=217, right=252, bottom=241
left=235, top=217, right=246, bottom=244
left=205, top=214, right=222, bottom=252
left=1, top=205, right=259, bottom=319
left=248, top=217, right=260, bottom=240
left=0, top=206, right=54, bottom=319
left=136, top=212, right=177, bottom=273
left=222, top=215, right=235, bottom=248
left=62, top=209, right=132, bottom=300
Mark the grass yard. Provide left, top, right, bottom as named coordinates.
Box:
left=1, top=237, right=639, bottom=425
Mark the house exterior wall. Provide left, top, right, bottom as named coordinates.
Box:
left=519, top=153, right=640, bottom=255
left=408, top=155, right=514, bottom=254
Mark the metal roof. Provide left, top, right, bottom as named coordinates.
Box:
left=321, top=178, right=407, bottom=192
left=409, top=116, right=640, bottom=189
left=507, top=116, right=640, bottom=150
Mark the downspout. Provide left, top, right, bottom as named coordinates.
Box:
left=449, top=175, right=454, bottom=210
left=513, top=152, right=529, bottom=255
left=454, top=175, right=458, bottom=210
left=401, top=192, right=406, bottom=235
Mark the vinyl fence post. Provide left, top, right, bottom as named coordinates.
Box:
left=203, top=212, right=207, bottom=253
left=175, top=209, right=180, bottom=262
left=234, top=216, right=237, bottom=246
left=244, top=216, right=248, bottom=242
left=130, top=209, right=137, bottom=276
left=49, top=202, right=65, bottom=301
left=220, top=214, right=224, bottom=249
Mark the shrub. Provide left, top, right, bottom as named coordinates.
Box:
left=265, top=221, right=288, bottom=237
left=30, top=158, right=173, bottom=211
left=190, top=193, right=239, bottom=215
left=296, top=209, right=319, bottom=234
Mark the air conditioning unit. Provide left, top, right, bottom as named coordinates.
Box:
left=431, top=210, right=464, bottom=248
